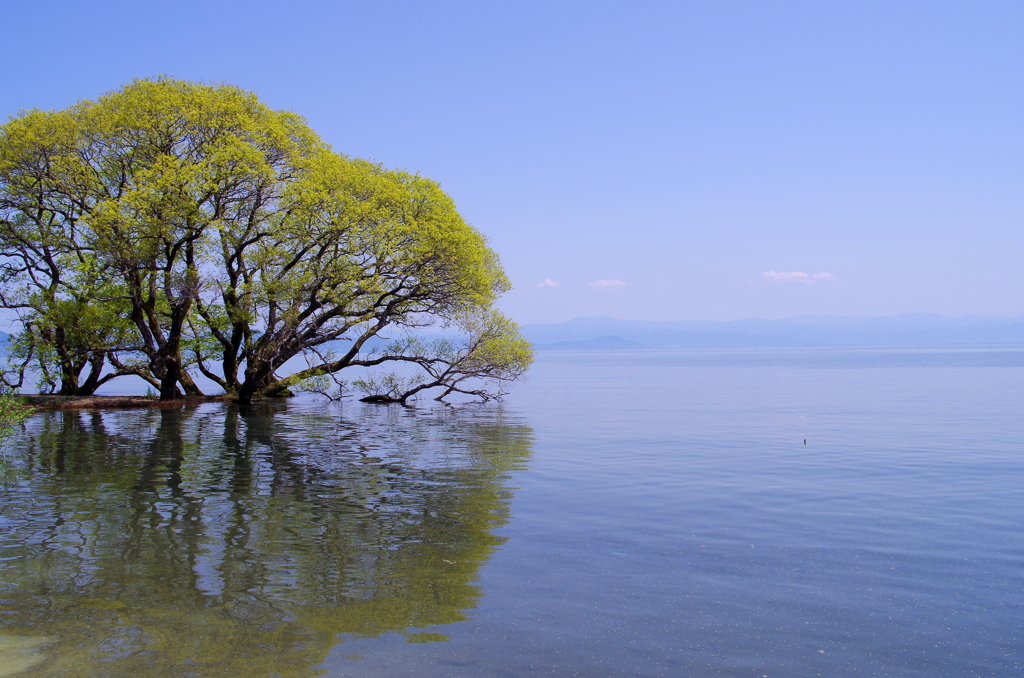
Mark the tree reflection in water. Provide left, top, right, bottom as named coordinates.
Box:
left=0, top=402, right=533, bottom=677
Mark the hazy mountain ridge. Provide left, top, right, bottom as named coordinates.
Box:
left=4, top=315, right=1022, bottom=357
left=524, top=314, right=1024, bottom=349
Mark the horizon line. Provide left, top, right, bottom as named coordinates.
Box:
left=520, top=312, right=1024, bottom=325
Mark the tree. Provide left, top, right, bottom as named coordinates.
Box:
left=0, top=78, right=531, bottom=402
left=0, top=109, right=144, bottom=394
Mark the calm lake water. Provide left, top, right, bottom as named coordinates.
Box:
left=1, top=347, right=1022, bottom=677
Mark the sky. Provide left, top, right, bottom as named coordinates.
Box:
left=1, top=0, right=1021, bottom=324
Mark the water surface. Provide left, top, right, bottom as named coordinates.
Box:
left=1, top=347, right=1022, bottom=676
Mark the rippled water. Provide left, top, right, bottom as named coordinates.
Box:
left=1, top=347, right=1022, bottom=677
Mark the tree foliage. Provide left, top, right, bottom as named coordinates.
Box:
left=0, top=394, right=31, bottom=442
left=0, top=78, right=532, bottom=403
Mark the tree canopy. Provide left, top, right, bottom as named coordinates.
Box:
left=0, top=78, right=532, bottom=403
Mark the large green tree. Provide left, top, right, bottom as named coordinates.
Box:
left=0, top=78, right=531, bottom=403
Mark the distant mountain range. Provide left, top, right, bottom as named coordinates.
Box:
left=2, top=316, right=1021, bottom=355
left=522, top=314, right=1024, bottom=350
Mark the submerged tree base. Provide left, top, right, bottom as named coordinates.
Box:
left=359, top=395, right=407, bottom=404
left=21, top=395, right=236, bottom=411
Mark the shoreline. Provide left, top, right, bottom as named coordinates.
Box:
left=20, top=395, right=237, bottom=411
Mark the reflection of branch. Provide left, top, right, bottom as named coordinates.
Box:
left=2, top=396, right=534, bottom=672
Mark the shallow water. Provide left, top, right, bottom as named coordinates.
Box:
left=0, top=347, right=1022, bottom=676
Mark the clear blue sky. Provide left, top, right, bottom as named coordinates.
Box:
left=2, top=0, right=1021, bottom=323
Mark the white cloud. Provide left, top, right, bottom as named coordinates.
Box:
left=589, top=279, right=627, bottom=290
left=761, top=271, right=835, bottom=285
left=762, top=271, right=810, bottom=283
left=538, top=279, right=561, bottom=288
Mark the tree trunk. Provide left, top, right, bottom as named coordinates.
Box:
left=160, top=368, right=183, bottom=400
left=75, top=355, right=107, bottom=396
left=57, top=356, right=106, bottom=396
left=236, top=380, right=258, bottom=406
left=57, top=366, right=86, bottom=396
left=177, top=369, right=203, bottom=396
left=156, top=351, right=183, bottom=400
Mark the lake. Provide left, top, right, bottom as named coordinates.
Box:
left=1, top=347, right=1022, bottom=677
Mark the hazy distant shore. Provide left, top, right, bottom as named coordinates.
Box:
left=522, top=313, right=1024, bottom=350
